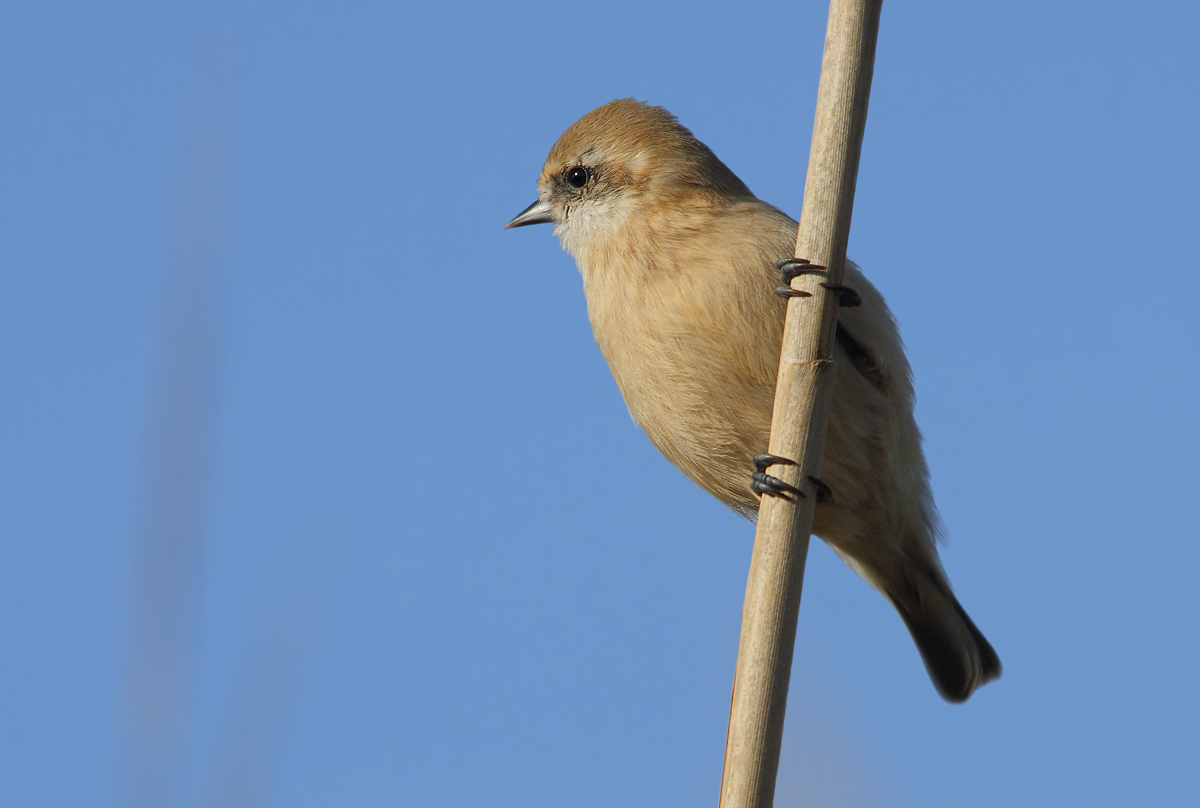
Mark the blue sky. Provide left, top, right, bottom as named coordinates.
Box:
left=2, top=1, right=1198, bottom=806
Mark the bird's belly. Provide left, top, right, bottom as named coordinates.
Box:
left=596, top=321, right=775, bottom=514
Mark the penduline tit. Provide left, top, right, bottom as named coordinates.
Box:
left=506, top=99, right=1000, bottom=703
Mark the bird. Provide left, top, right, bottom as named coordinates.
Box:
left=505, top=98, right=1000, bottom=703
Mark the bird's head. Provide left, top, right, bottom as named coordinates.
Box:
left=505, top=99, right=753, bottom=259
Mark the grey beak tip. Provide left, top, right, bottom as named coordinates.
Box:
left=504, top=199, right=554, bottom=230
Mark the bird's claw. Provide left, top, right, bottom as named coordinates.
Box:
left=775, top=286, right=812, bottom=299
left=751, top=473, right=805, bottom=501
left=754, top=453, right=797, bottom=473
left=751, top=453, right=806, bottom=501
left=776, top=258, right=827, bottom=282
left=773, top=260, right=860, bottom=308
left=820, top=283, right=862, bottom=308
left=774, top=258, right=827, bottom=300
left=807, top=474, right=833, bottom=502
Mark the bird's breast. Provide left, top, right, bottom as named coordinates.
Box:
left=578, top=254, right=781, bottom=510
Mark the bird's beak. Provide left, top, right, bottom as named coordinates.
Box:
left=504, top=199, right=554, bottom=229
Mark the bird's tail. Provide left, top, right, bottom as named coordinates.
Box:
left=889, top=583, right=1002, bottom=703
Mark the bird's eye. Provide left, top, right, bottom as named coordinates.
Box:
left=565, top=166, right=590, bottom=188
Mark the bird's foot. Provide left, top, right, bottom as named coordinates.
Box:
left=807, top=474, right=833, bottom=503
left=819, top=283, right=862, bottom=308
left=774, top=258, right=826, bottom=299
left=774, top=259, right=861, bottom=307
left=751, top=453, right=805, bottom=501
left=777, top=258, right=827, bottom=282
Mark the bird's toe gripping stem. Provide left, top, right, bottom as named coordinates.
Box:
left=751, top=453, right=805, bottom=502
left=773, top=258, right=861, bottom=307
left=819, top=283, right=862, bottom=308
left=774, top=258, right=825, bottom=299
left=751, top=454, right=835, bottom=504
left=807, top=474, right=833, bottom=503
